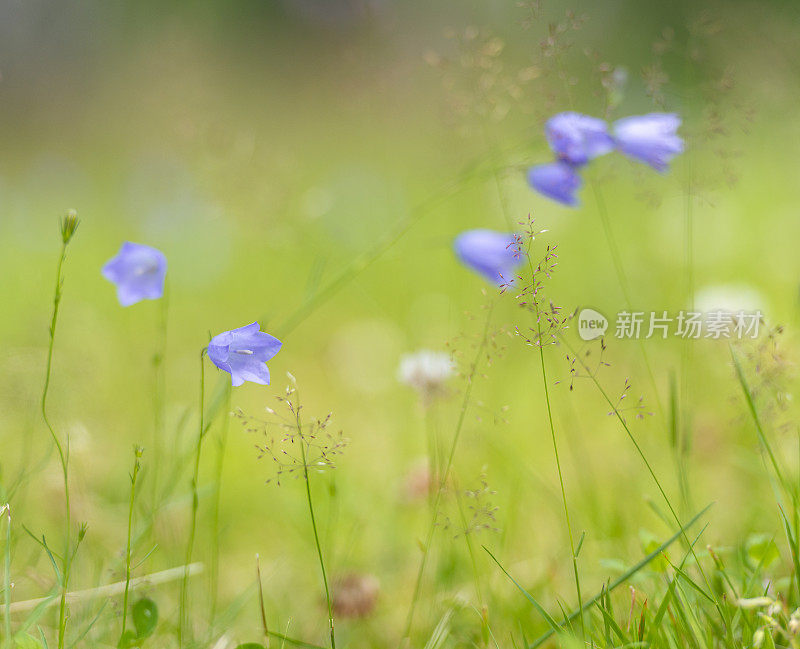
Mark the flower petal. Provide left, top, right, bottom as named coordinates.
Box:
left=454, top=229, right=522, bottom=285
left=527, top=161, right=582, bottom=206
left=613, top=113, right=684, bottom=172
left=545, top=112, right=614, bottom=166
left=102, top=242, right=167, bottom=306
left=208, top=322, right=281, bottom=387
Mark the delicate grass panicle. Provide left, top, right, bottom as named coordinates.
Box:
left=236, top=377, right=346, bottom=649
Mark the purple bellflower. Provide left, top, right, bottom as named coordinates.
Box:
left=527, top=112, right=610, bottom=206
left=208, top=322, right=282, bottom=387
left=545, top=112, right=614, bottom=166
left=613, top=113, right=684, bottom=172
left=102, top=242, right=167, bottom=307
left=527, top=161, right=582, bottom=206
left=454, top=229, right=523, bottom=285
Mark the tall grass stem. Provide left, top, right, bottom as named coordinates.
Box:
left=42, top=216, right=78, bottom=649
left=525, top=248, right=585, bottom=638
left=295, top=400, right=336, bottom=649
left=2, top=504, right=10, bottom=645
left=179, top=348, right=207, bottom=647
left=120, top=447, right=143, bottom=641
left=400, top=298, right=496, bottom=644
left=210, top=383, right=232, bottom=622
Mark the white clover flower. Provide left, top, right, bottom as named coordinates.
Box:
left=736, top=596, right=773, bottom=609
left=695, top=284, right=765, bottom=316
left=789, top=608, right=800, bottom=635
left=397, top=350, right=455, bottom=404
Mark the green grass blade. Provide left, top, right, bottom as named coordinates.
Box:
left=482, top=546, right=562, bottom=635
left=527, top=503, right=712, bottom=648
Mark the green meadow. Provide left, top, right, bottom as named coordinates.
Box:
left=1, top=1, right=800, bottom=647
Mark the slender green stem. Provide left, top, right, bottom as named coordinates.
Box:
left=454, top=485, right=489, bottom=646
left=276, top=154, right=515, bottom=340
left=120, top=447, right=143, bottom=641
left=256, top=554, right=270, bottom=649
left=537, top=330, right=585, bottom=637
left=561, top=334, right=731, bottom=636
left=179, top=348, right=207, bottom=647
left=151, top=288, right=168, bottom=511
left=731, top=349, right=791, bottom=496
left=525, top=507, right=711, bottom=648
left=589, top=181, right=666, bottom=425
left=210, top=383, right=232, bottom=622
left=3, top=504, right=10, bottom=645
left=590, top=182, right=632, bottom=306
left=41, top=227, right=75, bottom=649
left=423, top=407, right=439, bottom=510
left=525, top=249, right=584, bottom=638
left=677, top=155, right=695, bottom=512
left=401, top=298, right=496, bottom=644
left=295, top=402, right=335, bottom=649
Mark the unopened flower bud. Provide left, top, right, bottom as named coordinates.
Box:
left=60, top=209, right=79, bottom=243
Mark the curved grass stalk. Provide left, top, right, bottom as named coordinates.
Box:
left=676, top=154, right=695, bottom=513
left=41, top=214, right=79, bottom=649
left=423, top=407, right=441, bottom=511
left=559, top=333, right=733, bottom=641
left=276, top=151, right=521, bottom=340
left=589, top=181, right=666, bottom=425
left=730, top=347, right=792, bottom=501
left=179, top=348, right=207, bottom=647
left=293, top=397, right=336, bottom=649
left=150, top=287, right=169, bottom=511
left=453, top=484, right=489, bottom=646
left=3, top=504, right=10, bottom=644
left=120, top=446, right=143, bottom=642
left=515, top=504, right=712, bottom=648
left=522, top=246, right=585, bottom=638
left=210, top=383, right=232, bottom=623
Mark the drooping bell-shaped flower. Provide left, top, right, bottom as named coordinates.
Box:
left=102, top=242, right=167, bottom=307
left=526, top=161, right=582, bottom=206
left=545, top=112, right=614, bottom=166
left=207, top=322, right=282, bottom=387
left=613, top=113, right=684, bottom=172
left=454, top=229, right=522, bottom=285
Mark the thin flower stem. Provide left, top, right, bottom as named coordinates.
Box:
left=677, top=155, right=695, bottom=512
left=41, top=235, right=73, bottom=649
left=179, top=348, right=207, bottom=647
left=454, top=484, right=489, bottom=647
left=560, top=333, right=731, bottom=637
left=401, top=298, right=496, bottom=645
left=120, top=447, right=143, bottom=640
left=552, top=48, right=665, bottom=430
left=524, top=248, right=585, bottom=639
left=256, top=554, right=270, bottom=649
left=589, top=181, right=666, bottom=425
left=295, top=402, right=336, bottom=649
left=276, top=155, right=515, bottom=339
left=3, top=504, right=11, bottom=644
left=424, top=408, right=439, bottom=511
left=731, top=348, right=790, bottom=493
left=210, top=383, right=232, bottom=622
left=151, top=287, right=169, bottom=511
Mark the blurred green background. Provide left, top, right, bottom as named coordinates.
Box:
left=2, top=0, right=800, bottom=646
